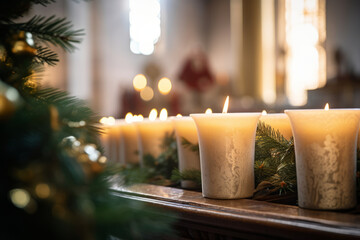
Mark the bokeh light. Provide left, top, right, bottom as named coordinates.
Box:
left=158, top=77, right=172, bottom=95
left=133, top=74, right=147, bottom=92
left=10, top=188, right=30, bottom=208
left=140, top=86, right=154, bottom=101
left=35, top=183, right=50, bottom=199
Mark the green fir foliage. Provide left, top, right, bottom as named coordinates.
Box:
left=253, top=121, right=297, bottom=198
left=8, top=15, right=83, bottom=51
left=171, top=168, right=201, bottom=188
left=0, top=0, right=175, bottom=239
left=121, top=131, right=179, bottom=186
left=181, top=137, right=199, bottom=154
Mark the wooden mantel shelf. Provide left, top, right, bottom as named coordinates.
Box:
left=111, top=184, right=360, bottom=239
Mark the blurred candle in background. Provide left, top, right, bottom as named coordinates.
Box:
left=259, top=110, right=293, bottom=140
left=135, top=108, right=173, bottom=166
left=172, top=115, right=200, bottom=189
left=120, top=113, right=140, bottom=165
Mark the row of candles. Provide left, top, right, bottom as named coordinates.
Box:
left=100, top=97, right=360, bottom=210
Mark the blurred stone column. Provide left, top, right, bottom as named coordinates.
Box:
left=230, top=0, right=276, bottom=106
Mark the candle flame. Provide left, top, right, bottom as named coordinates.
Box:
left=222, top=96, right=229, bottom=113
left=99, top=117, right=108, bottom=124
left=176, top=114, right=182, bottom=118
left=205, top=108, right=212, bottom=114
left=137, top=114, right=144, bottom=121
left=99, top=116, right=115, bottom=125
left=324, top=103, right=329, bottom=111
left=159, top=108, right=168, bottom=121
left=107, top=116, right=115, bottom=125
left=262, top=110, right=267, bottom=116
left=125, top=112, right=133, bottom=123
left=133, top=114, right=144, bottom=122
left=149, top=108, right=157, bottom=121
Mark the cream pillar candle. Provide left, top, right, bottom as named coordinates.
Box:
left=191, top=96, right=261, bottom=199
left=259, top=112, right=292, bottom=140
left=191, top=113, right=261, bottom=199
left=107, top=120, right=123, bottom=164
left=99, top=125, right=110, bottom=159
left=119, top=114, right=140, bottom=165
left=172, top=116, right=201, bottom=189
left=285, top=107, right=360, bottom=210
left=135, top=109, right=173, bottom=165
left=99, top=117, right=116, bottom=161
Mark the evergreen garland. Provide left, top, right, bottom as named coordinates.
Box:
left=181, top=137, right=199, bottom=154
left=171, top=168, right=202, bottom=189
left=121, top=131, right=179, bottom=186
left=253, top=121, right=297, bottom=198
left=120, top=118, right=360, bottom=205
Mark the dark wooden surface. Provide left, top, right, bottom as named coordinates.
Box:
left=111, top=184, right=360, bottom=239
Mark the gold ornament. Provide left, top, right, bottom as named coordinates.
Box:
left=0, top=81, right=22, bottom=118
left=11, top=31, right=36, bottom=56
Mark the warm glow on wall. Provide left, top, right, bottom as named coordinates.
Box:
left=158, top=77, right=172, bottom=95
left=285, top=0, right=326, bottom=106
left=133, top=74, right=147, bottom=92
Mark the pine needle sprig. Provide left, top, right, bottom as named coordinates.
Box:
left=256, top=121, right=290, bottom=154
left=181, top=137, right=199, bottom=154
left=254, top=122, right=297, bottom=198
left=120, top=132, right=179, bottom=186
left=31, top=0, right=56, bottom=6
left=171, top=168, right=201, bottom=188
left=34, top=45, right=58, bottom=66
left=8, top=15, right=83, bottom=51
left=32, top=88, right=102, bottom=138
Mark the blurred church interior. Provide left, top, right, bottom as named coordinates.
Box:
left=27, top=0, right=360, bottom=117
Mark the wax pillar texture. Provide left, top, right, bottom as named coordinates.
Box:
left=120, top=122, right=139, bottom=164
left=135, top=120, right=173, bottom=165
left=259, top=113, right=292, bottom=140
left=286, top=109, right=360, bottom=210
left=107, top=123, right=123, bottom=164
left=99, top=126, right=110, bottom=159
left=172, top=117, right=200, bottom=189
left=191, top=113, right=261, bottom=199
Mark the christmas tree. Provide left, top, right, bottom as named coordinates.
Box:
left=0, top=1, right=174, bottom=239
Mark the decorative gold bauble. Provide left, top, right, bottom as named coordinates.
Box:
left=0, top=94, right=15, bottom=118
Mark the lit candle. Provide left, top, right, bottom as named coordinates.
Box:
left=99, top=117, right=111, bottom=158
left=259, top=110, right=292, bottom=140
left=285, top=104, right=360, bottom=210
left=99, top=117, right=123, bottom=164
left=191, top=96, right=261, bottom=199
left=119, top=113, right=140, bottom=165
left=135, top=108, right=173, bottom=165
left=172, top=115, right=200, bottom=189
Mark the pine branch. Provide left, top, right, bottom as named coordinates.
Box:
left=31, top=0, right=56, bottom=6
left=32, top=88, right=102, bottom=138
left=34, top=45, right=58, bottom=66
left=8, top=15, right=83, bottom=51
left=256, top=121, right=290, bottom=153
left=254, top=122, right=297, bottom=197
left=171, top=168, right=201, bottom=187
left=181, top=137, right=199, bottom=154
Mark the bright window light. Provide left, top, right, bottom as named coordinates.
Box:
left=129, top=0, right=161, bottom=55
left=285, top=0, right=326, bottom=106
